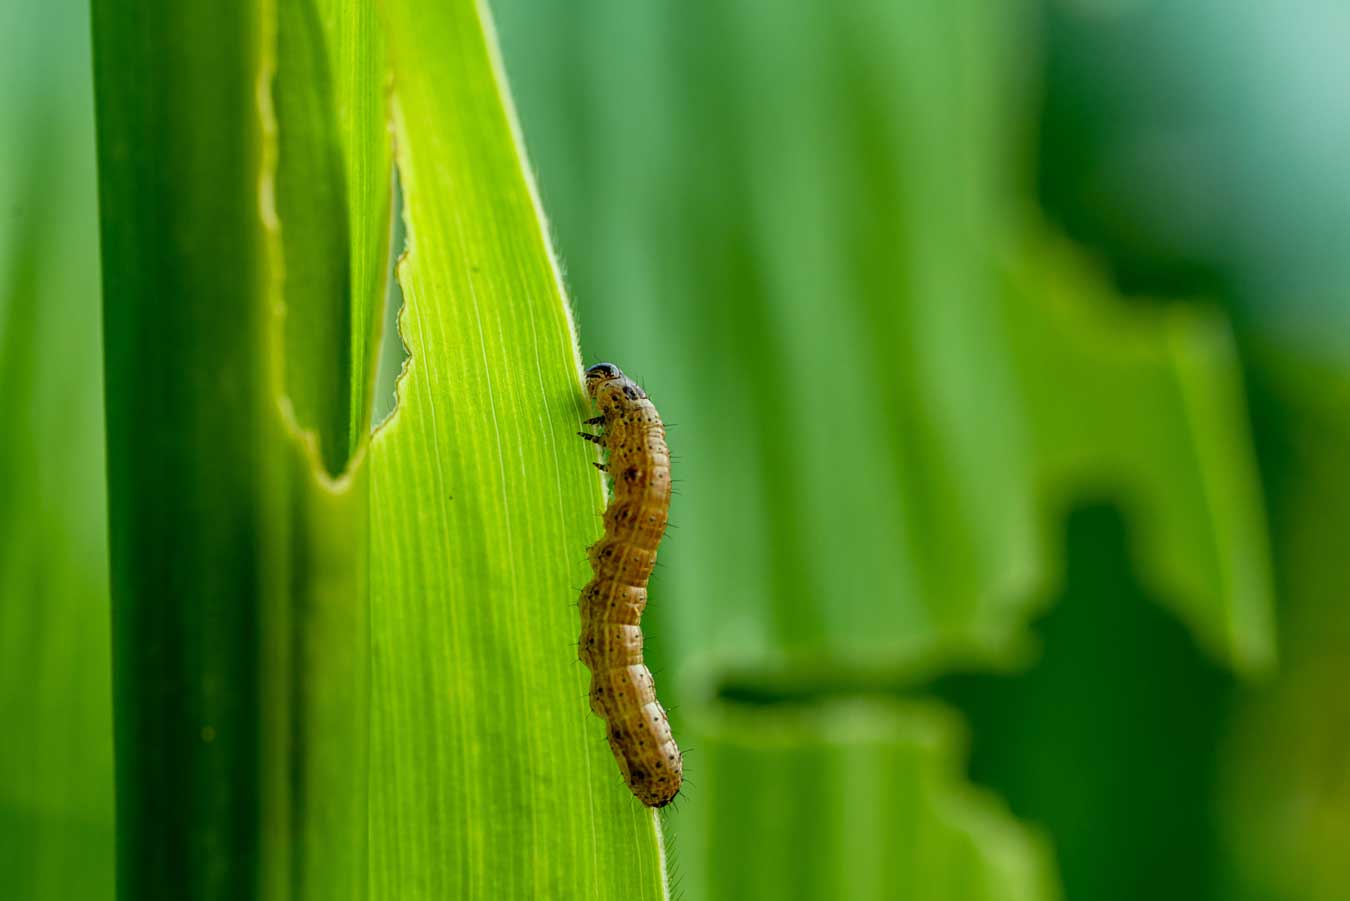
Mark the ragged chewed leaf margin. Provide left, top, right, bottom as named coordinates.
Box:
left=368, top=0, right=669, bottom=897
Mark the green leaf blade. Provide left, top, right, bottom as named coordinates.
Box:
left=369, top=2, right=666, bottom=897
left=92, top=4, right=276, bottom=895
left=93, top=0, right=381, bottom=896
left=688, top=700, right=1059, bottom=901
left=274, top=0, right=393, bottom=473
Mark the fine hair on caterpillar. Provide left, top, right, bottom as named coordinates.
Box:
left=576, top=362, right=683, bottom=808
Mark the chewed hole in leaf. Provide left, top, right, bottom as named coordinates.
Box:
left=372, top=165, right=411, bottom=431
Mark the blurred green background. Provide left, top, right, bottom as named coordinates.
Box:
left=4, top=0, right=1348, bottom=898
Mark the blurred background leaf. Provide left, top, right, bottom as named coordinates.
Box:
left=0, top=1, right=113, bottom=898
left=493, top=0, right=1269, bottom=683
left=689, top=699, right=1059, bottom=901
left=491, top=0, right=1280, bottom=898
left=1032, top=3, right=1350, bottom=899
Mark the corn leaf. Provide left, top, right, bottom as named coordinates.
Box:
left=368, top=1, right=666, bottom=897
left=91, top=0, right=383, bottom=895
left=0, top=5, right=113, bottom=894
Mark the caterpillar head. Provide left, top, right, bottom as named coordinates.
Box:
left=585, top=362, right=645, bottom=405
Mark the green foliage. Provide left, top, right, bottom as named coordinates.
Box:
left=0, top=3, right=113, bottom=897
left=690, top=700, right=1057, bottom=901
left=91, top=0, right=374, bottom=894
left=276, top=0, right=391, bottom=472
left=1003, top=234, right=1273, bottom=674
left=367, top=1, right=664, bottom=896
left=493, top=0, right=1275, bottom=897
left=3, top=0, right=1298, bottom=900
left=84, top=0, right=664, bottom=897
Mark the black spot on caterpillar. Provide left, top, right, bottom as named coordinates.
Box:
left=577, top=362, right=682, bottom=808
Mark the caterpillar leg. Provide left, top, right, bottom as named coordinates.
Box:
left=577, top=432, right=605, bottom=445
left=593, top=462, right=609, bottom=472
left=582, top=415, right=606, bottom=426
